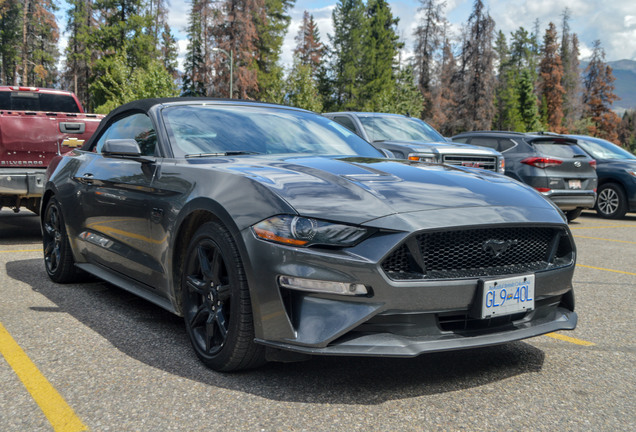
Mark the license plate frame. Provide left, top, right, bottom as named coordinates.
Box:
left=478, top=274, right=535, bottom=319
left=568, top=179, right=582, bottom=189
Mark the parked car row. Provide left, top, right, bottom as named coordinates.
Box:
left=451, top=131, right=636, bottom=220
left=323, top=111, right=635, bottom=221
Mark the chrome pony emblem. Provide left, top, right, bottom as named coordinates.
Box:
left=483, top=239, right=518, bottom=258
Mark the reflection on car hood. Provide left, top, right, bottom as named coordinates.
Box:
left=214, top=156, right=555, bottom=225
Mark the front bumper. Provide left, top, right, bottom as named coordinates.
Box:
left=240, top=212, right=577, bottom=358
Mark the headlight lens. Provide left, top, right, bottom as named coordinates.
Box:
left=252, top=215, right=369, bottom=247
left=408, top=153, right=436, bottom=163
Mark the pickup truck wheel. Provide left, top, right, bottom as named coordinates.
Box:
left=182, top=221, right=265, bottom=372
left=42, top=198, right=79, bottom=283
left=596, top=183, right=627, bottom=219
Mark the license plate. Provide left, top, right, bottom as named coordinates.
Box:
left=480, top=275, right=535, bottom=318
left=568, top=179, right=582, bottom=189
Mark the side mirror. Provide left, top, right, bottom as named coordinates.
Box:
left=102, top=139, right=142, bottom=157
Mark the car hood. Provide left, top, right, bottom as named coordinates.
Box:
left=374, top=140, right=499, bottom=155
left=213, top=156, right=558, bottom=227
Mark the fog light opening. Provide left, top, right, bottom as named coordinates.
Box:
left=278, top=275, right=368, bottom=296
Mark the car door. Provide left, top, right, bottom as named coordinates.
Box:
left=74, top=113, right=163, bottom=287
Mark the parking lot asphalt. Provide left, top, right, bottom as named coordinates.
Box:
left=0, top=209, right=634, bottom=431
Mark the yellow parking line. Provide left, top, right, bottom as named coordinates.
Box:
left=577, top=264, right=636, bottom=276
left=0, top=249, right=42, bottom=253
left=545, top=332, right=595, bottom=346
left=0, top=323, right=88, bottom=432
left=573, top=235, right=636, bottom=244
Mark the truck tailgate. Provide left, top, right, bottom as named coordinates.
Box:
left=0, top=112, right=102, bottom=167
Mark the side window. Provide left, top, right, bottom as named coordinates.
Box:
left=498, top=139, right=517, bottom=152
left=453, top=137, right=469, bottom=143
left=470, top=137, right=499, bottom=150
left=94, top=113, right=157, bottom=156
left=332, top=116, right=358, bottom=134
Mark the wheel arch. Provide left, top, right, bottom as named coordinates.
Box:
left=169, top=199, right=249, bottom=317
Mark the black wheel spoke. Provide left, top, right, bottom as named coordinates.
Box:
left=205, top=314, right=216, bottom=353
left=211, top=249, right=223, bottom=286
left=186, top=275, right=209, bottom=295
left=190, top=305, right=208, bottom=329
left=215, top=309, right=228, bottom=340
left=197, top=245, right=214, bottom=281
left=217, top=283, right=231, bottom=302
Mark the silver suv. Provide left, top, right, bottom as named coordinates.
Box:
left=324, top=112, right=505, bottom=173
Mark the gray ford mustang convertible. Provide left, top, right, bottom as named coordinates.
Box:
left=42, top=99, right=578, bottom=371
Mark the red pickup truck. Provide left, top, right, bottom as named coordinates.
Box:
left=0, top=86, right=104, bottom=214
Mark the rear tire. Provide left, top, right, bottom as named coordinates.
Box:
left=565, top=208, right=583, bottom=222
left=181, top=221, right=265, bottom=372
left=596, top=183, right=627, bottom=219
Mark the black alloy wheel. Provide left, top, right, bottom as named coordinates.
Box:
left=42, top=197, right=79, bottom=283
left=596, top=183, right=627, bottom=219
left=182, top=221, right=264, bottom=371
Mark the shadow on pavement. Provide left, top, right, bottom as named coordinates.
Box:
left=6, top=257, right=546, bottom=405
left=0, top=210, right=41, bottom=245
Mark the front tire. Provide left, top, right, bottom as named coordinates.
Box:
left=182, top=221, right=265, bottom=372
left=42, top=197, right=80, bottom=283
left=596, top=183, right=627, bottom=219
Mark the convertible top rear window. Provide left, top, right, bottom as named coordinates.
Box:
left=162, top=104, right=383, bottom=158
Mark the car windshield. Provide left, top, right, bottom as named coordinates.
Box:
left=162, top=104, right=384, bottom=158
left=575, top=137, right=636, bottom=160
left=358, top=116, right=445, bottom=143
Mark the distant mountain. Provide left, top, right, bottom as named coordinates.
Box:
left=581, top=59, right=636, bottom=114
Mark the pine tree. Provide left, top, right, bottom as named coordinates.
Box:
left=285, top=62, right=323, bottom=112
left=0, top=0, right=24, bottom=84
left=182, top=0, right=206, bottom=97
left=211, top=0, right=263, bottom=99
left=582, top=40, right=621, bottom=142
left=456, top=0, right=496, bottom=131
left=560, top=9, right=582, bottom=131
left=377, top=65, right=423, bottom=117
left=294, top=11, right=324, bottom=77
left=517, top=67, right=542, bottom=131
left=63, top=0, right=95, bottom=108
left=17, top=0, right=59, bottom=87
left=431, top=35, right=458, bottom=135
left=493, top=30, right=523, bottom=131
left=360, top=0, right=401, bottom=112
left=538, top=22, right=565, bottom=133
left=413, top=0, right=445, bottom=118
left=330, top=0, right=366, bottom=110
left=254, top=0, right=294, bottom=101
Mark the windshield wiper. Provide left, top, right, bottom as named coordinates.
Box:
left=185, top=151, right=261, bottom=158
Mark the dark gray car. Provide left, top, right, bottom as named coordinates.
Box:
left=42, top=99, right=577, bottom=371
left=452, top=131, right=598, bottom=221
left=325, top=112, right=505, bottom=173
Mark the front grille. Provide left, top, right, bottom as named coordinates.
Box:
left=442, top=155, right=498, bottom=171
left=382, top=226, right=573, bottom=280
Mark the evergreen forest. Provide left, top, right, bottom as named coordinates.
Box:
left=1, top=0, right=634, bottom=150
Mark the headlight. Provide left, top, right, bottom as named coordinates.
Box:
left=252, top=215, right=369, bottom=247
left=408, top=153, right=436, bottom=163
